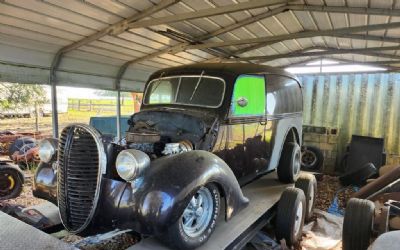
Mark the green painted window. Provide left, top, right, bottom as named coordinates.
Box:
left=231, top=75, right=266, bottom=116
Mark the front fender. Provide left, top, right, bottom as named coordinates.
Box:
left=123, top=150, right=248, bottom=234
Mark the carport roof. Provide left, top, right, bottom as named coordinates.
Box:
left=1, top=0, right=400, bottom=91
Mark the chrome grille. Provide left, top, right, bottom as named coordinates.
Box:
left=58, top=124, right=102, bottom=233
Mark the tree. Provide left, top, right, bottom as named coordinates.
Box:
left=0, top=83, right=48, bottom=111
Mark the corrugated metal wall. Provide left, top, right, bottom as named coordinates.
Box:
left=299, top=73, right=400, bottom=170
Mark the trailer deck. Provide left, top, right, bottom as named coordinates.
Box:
left=0, top=171, right=291, bottom=250
left=129, top=171, right=291, bottom=250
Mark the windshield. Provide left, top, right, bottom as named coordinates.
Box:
left=143, top=75, right=225, bottom=107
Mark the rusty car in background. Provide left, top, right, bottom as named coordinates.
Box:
left=33, top=63, right=303, bottom=249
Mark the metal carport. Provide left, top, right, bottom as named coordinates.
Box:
left=1, top=0, right=400, bottom=138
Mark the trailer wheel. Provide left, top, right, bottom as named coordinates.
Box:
left=295, top=174, right=317, bottom=222
left=278, top=142, right=301, bottom=183
left=0, top=163, right=24, bottom=200
left=159, top=183, right=220, bottom=250
left=275, top=187, right=306, bottom=246
left=343, top=198, right=375, bottom=250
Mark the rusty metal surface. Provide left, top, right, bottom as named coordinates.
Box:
left=352, top=165, right=400, bottom=200
left=299, top=73, right=400, bottom=171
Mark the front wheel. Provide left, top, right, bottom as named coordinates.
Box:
left=159, top=184, right=220, bottom=250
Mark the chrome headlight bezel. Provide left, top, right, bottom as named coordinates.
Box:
left=115, top=149, right=150, bottom=182
left=38, top=138, right=58, bottom=163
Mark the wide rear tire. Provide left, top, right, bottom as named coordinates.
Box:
left=158, top=183, right=220, bottom=250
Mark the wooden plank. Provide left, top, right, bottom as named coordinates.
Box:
left=128, top=172, right=290, bottom=250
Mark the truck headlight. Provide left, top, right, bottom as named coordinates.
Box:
left=116, top=149, right=150, bottom=181
left=39, top=139, right=57, bottom=163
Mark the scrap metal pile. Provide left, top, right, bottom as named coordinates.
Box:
left=0, top=130, right=44, bottom=167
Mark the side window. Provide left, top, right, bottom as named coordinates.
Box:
left=266, top=75, right=302, bottom=115
left=231, top=74, right=265, bottom=116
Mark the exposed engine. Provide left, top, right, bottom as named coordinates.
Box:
left=125, top=119, right=194, bottom=158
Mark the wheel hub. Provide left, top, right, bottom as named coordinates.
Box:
left=181, top=187, right=214, bottom=238
left=294, top=202, right=303, bottom=236
left=0, top=172, right=15, bottom=196
left=301, top=150, right=317, bottom=166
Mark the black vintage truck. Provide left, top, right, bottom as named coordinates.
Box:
left=33, top=63, right=303, bottom=249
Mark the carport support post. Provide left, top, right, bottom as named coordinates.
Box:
left=115, top=63, right=128, bottom=142
left=50, top=75, right=59, bottom=138
left=49, top=52, right=62, bottom=138
left=116, top=89, right=122, bottom=142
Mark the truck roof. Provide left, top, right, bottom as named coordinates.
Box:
left=149, top=63, right=297, bottom=81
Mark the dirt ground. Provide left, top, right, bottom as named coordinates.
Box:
left=0, top=109, right=133, bottom=135
left=0, top=113, right=89, bottom=135
left=314, top=175, right=355, bottom=212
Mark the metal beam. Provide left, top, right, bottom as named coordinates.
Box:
left=287, top=4, right=400, bottom=16
left=234, top=33, right=400, bottom=56
left=128, top=0, right=290, bottom=29
left=48, top=1, right=179, bottom=137
left=283, top=58, right=400, bottom=68
left=221, top=46, right=400, bottom=62
left=114, top=5, right=290, bottom=86
left=59, top=0, right=180, bottom=54
left=180, top=22, right=400, bottom=51
left=334, top=34, right=400, bottom=44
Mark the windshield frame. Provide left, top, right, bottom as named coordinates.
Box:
left=143, top=75, right=226, bottom=108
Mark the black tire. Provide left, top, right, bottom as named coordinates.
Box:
left=295, top=173, right=317, bottom=222
left=8, top=137, right=36, bottom=159
left=343, top=198, right=375, bottom=250
left=159, top=183, right=220, bottom=250
left=301, top=145, right=324, bottom=171
left=278, top=142, right=301, bottom=183
left=275, top=187, right=306, bottom=246
left=0, top=163, right=24, bottom=200
left=339, top=163, right=378, bottom=186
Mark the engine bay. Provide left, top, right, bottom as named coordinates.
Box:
left=123, top=109, right=211, bottom=159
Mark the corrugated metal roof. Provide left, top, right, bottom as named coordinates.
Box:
left=1, top=0, right=400, bottom=91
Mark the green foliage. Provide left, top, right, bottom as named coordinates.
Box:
left=0, top=83, right=48, bottom=110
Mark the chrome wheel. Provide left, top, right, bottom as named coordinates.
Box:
left=294, top=202, right=303, bottom=236
left=181, top=187, right=214, bottom=238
